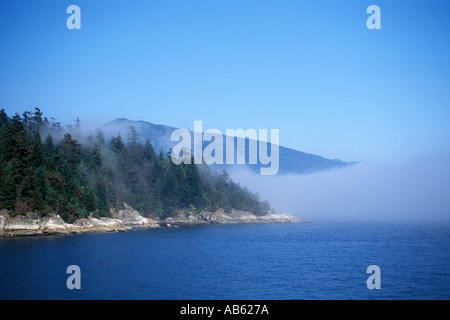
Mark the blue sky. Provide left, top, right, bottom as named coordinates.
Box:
left=1, top=0, right=449, bottom=163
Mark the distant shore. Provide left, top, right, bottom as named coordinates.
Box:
left=0, top=205, right=302, bottom=238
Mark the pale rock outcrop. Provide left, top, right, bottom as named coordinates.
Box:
left=0, top=211, right=7, bottom=230
left=71, top=217, right=126, bottom=233
left=111, top=203, right=158, bottom=228
left=163, top=209, right=302, bottom=225
left=0, top=205, right=301, bottom=237
left=163, top=212, right=208, bottom=225
left=40, top=214, right=70, bottom=234
left=0, top=205, right=160, bottom=237
left=3, top=213, right=41, bottom=235
left=255, top=213, right=302, bottom=223
left=199, top=209, right=302, bottom=224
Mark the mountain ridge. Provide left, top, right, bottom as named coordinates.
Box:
left=100, top=118, right=357, bottom=175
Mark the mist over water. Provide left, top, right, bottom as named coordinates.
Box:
left=229, top=154, right=450, bottom=223
left=54, top=119, right=450, bottom=223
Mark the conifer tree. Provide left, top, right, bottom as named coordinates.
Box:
left=30, top=131, right=43, bottom=169
left=160, top=160, right=179, bottom=217
left=183, top=158, right=205, bottom=211
left=0, top=173, right=17, bottom=211
left=60, top=133, right=81, bottom=170
left=42, top=134, right=55, bottom=164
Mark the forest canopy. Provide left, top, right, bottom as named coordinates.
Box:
left=0, top=108, right=272, bottom=222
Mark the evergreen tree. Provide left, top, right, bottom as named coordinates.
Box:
left=127, top=125, right=139, bottom=148
left=0, top=109, right=8, bottom=128
left=95, top=129, right=105, bottom=146
left=30, top=131, right=43, bottom=169
left=0, top=160, right=16, bottom=211
left=60, top=133, right=81, bottom=170
left=110, top=133, right=126, bottom=154
left=143, top=139, right=156, bottom=161
left=31, top=107, right=44, bottom=132
left=89, top=144, right=109, bottom=214
left=3, top=114, right=31, bottom=180
left=42, top=134, right=55, bottom=164
left=160, top=160, right=179, bottom=218
left=183, top=158, right=205, bottom=210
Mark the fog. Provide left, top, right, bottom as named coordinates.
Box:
left=228, top=154, right=450, bottom=223
left=59, top=120, right=450, bottom=223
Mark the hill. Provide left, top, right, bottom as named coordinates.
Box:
left=101, top=118, right=356, bottom=175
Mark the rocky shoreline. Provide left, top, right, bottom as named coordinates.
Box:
left=163, top=208, right=302, bottom=226
left=0, top=204, right=302, bottom=238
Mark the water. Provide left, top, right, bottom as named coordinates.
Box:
left=1, top=221, right=449, bottom=300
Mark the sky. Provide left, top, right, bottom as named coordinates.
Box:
left=1, top=0, right=450, bottom=164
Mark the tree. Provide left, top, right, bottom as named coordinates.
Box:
left=0, top=162, right=16, bottom=211
left=96, top=129, right=105, bottom=146
left=87, top=144, right=109, bottom=214
left=127, top=125, right=139, bottom=148
left=183, top=158, right=205, bottom=210
left=60, top=133, right=81, bottom=170
left=30, top=131, right=43, bottom=169
left=160, top=160, right=179, bottom=217
left=91, top=144, right=102, bottom=169
left=2, top=114, right=32, bottom=186
left=0, top=109, right=8, bottom=128
left=31, top=107, right=44, bottom=131
left=143, top=139, right=156, bottom=161
left=109, top=133, right=126, bottom=154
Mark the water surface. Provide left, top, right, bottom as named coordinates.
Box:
left=1, top=221, right=449, bottom=299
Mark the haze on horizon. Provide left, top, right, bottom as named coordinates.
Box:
left=228, top=155, right=450, bottom=223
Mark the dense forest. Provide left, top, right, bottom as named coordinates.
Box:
left=0, top=108, right=272, bottom=222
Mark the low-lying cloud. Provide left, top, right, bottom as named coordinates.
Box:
left=228, top=154, right=450, bottom=223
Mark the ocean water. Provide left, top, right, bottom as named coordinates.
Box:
left=0, top=221, right=449, bottom=300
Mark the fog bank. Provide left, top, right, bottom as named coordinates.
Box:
left=228, top=154, right=450, bottom=223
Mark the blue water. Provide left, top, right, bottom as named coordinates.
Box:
left=1, top=221, right=449, bottom=300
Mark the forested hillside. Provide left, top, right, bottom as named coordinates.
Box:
left=0, top=108, right=271, bottom=222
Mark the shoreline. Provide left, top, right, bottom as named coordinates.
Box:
left=0, top=205, right=302, bottom=238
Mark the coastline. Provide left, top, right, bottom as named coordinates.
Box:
left=163, top=208, right=302, bottom=226
left=0, top=205, right=302, bottom=238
